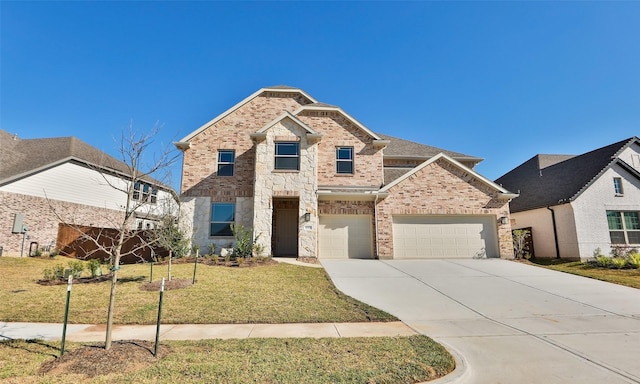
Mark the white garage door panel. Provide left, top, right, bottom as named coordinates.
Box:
left=393, top=216, right=498, bottom=259
left=319, top=215, right=373, bottom=259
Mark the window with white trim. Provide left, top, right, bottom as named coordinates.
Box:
left=336, top=147, right=354, bottom=174
left=133, top=182, right=158, bottom=204
left=210, top=203, right=235, bottom=237
left=275, top=142, right=299, bottom=170
left=613, top=177, right=624, bottom=195
left=607, top=211, right=640, bottom=244
left=217, top=150, right=235, bottom=176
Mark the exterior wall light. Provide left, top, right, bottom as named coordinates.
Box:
left=304, top=212, right=311, bottom=222
left=499, top=216, right=509, bottom=225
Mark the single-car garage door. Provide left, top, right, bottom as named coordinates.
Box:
left=393, top=215, right=498, bottom=259
left=319, top=215, right=373, bottom=259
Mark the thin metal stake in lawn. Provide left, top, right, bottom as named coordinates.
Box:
left=150, top=250, right=154, bottom=283
left=192, top=249, right=199, bottom=284
left=60, top=274, right=72, bottom=356
left=154, top=277, right=165, bottom=357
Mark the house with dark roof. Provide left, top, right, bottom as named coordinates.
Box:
left=175, top=86, right=518, bottom=259
left=0, top=130, right=176, bottom=256
left=496, top=137, right=640, bottom=260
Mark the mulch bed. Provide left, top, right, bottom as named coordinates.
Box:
left=139, top=278, right=193, bottom=291
left=153, top=256, right=279, bottom=268
left=37, top=274, right=113, bottom=286
left=39, top=340, right=170, bottom=378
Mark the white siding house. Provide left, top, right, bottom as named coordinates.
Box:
left=0, top=130, right=177, bottom=256
left=497, top=137, right=640, bottom=260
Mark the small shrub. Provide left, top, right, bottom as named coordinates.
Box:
left=512, top=229, right=531, bottom=260
left=88, top=259, right=102, bottom=277
left=253, top=242, right=265, bottom=257
left=232, top=224, right=255, bottom=257
left=67, top=260, right=85, bottom=278
left=43, top=264, right=66, bottom=281
left=595, top=255, right=611, bottom=268
left=611, top=257, right=627, bottom=269
left=627, top=253, right=640, bottom=269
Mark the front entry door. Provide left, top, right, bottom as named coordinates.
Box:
left=274, top=209, right=298, bottom=256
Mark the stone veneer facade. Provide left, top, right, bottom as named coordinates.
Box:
left=252, top=117, right=319, bottom=257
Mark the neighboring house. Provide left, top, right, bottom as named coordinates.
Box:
left=175, top=86, right=517, bottom=259
left=0, top=130, right=176, bottom=256
left=496, top=137, right=640, bottom=260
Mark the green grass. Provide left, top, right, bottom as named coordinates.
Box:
left=0, top=256, right=396, bottom=324
left=530, top=258, right=640, bottom=289
left=0, top=336, right=454, bottom=383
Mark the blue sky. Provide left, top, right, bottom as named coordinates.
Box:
left=2, top=1, right=639, bottom=191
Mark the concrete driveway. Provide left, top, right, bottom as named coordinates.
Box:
left=321, top=259, right=640, bottom=384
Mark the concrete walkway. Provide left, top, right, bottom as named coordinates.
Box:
left=0, top=321, right=416, bottom=342
left=321, top=259, right=640, bottom=384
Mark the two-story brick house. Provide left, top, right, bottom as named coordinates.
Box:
left=176, top=86, right=517, bottom=259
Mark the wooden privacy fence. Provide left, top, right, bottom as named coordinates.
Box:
left=56, top=223, right=169, bottom=264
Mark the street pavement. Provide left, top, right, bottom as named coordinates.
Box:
left=321, top=259, right=640, bottom=384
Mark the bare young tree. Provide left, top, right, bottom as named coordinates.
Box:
left=152, top=201, right=190, bottom=282
left=48, top=124, right=178, bottom=350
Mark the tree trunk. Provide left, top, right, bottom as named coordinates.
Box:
left=105, top=236, right=124, bottom=350
left=168, top=250, right=172, bottom=281
left=104, top=267, right=119, bottom=349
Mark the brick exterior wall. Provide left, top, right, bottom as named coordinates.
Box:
left=181, top=93, right=312, bottom=198
left=297, top=111, right=384, bottom=188
left=179, top=89, right=513, bottom=260
left=0, top=191, right=124, bottom=256
left=376, top=158, right=514, bottom=258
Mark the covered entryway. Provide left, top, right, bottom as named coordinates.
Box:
left=319, top=215, right=373, bottom=259
left=272, top=198, right=299, bottom=256
left=392, top=215, right=498, bottom=259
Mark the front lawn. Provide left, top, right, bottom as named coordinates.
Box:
left=0, top=336, right=455, bottom=383
left=530, top=258, right=640, bottom=289
left=0, top=256, right=396, bottom=324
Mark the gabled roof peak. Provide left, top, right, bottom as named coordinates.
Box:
left=496, top=136, right=640, bottom=212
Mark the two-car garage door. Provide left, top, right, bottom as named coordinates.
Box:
left=393, top=215, right=498, bottom=259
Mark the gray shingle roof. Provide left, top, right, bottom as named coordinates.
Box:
left=383, top=167, right=413, bottom=185
left=307, top=102, right=340, bottom=108
left=495, top=137, right=639, bottom=212
left=0, top=130, right=157, bottom=186
left=377, top=133, right=480, bottom=161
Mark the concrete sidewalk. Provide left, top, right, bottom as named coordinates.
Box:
left=0, top=321, right=416, bottom=342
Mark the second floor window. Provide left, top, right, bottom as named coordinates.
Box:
left=613, top=177, right=624, bottom=195
left=217, top=150, right=235, bottom=176
left=133, top=182, right=158, bottom=204
left=275, top=142, right=299, bottom=170
left=336, top=147, right=354, bottom=174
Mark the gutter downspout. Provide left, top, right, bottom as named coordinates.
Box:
left=374, top=193, right=380, bottom=259
left=547, top=206, right=560, bottom=259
